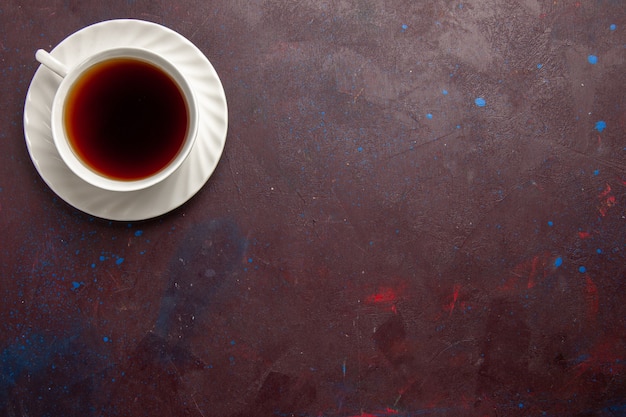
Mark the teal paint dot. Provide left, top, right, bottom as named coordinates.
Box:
left=588, top=55, right=598, bottom=64
left=474, top=97, right=486, bottom=107
left=595, top=120, right=606, bottom=132
left=548, top=221, right=554, bottom=227
left=401, top=24, right=408, bottom=32
left=426, top=113, right=433, bottom=119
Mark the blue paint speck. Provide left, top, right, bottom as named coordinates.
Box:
left=230, top=340, right=236, bottom=346
left=134, top=230, right=143, bottom=237
left=537, top=63, right=543, bottom=69
left=610, top=24, right=616, bottom=31
left=103, top=336, right=109, bottom=342
left=357, top=146, right=363, bottom=152
left=548, top=221, right=554, bottom=227
left=555, top=257, right=563, bottom=267
left=442, top=89, right=448, bottom=95
left=426, top=113, right=433, bottom=119
left=519, top=403, right=525, bottom=409
left=474, top=97, right=486, bottom=107
left=248, top=257, right=253, bottom=263
left=401, top=24, right=408, bottom=32
left=595, top=120, right=606, bottom=132
left=99, top=255, right=106, bottom=261
left=115, top=258, right=124, bottom=265
left=579, top=266, right=587, bottom=273
left=71, top=281, right=81, bottom=290
left=456, top=124, right=461, bottom=129
left=593, top=169, right=600, bottom=176
left=91, top=263, right=96, bottom=268
left=588, top=55, right=598, bottom=65
left=597, top=248, right=603, bottom=254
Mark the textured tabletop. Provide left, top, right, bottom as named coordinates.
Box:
left=1, top=1, right=625, bottom=416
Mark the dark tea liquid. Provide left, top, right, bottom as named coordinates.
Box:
left=64, top=58, right=189, bottom=181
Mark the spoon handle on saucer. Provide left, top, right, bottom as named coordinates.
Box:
left=35, top=49, right=69, bottom=78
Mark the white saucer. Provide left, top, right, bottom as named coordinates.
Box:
left=23, top=19, right=228, bottom=221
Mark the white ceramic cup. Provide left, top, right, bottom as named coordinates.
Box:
left=35, top=47, right=198, bottom=192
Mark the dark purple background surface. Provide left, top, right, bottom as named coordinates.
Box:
left=1, top=1, right=626, bottom=416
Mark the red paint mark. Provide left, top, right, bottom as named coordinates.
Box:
left=498, top=276, right=518, bottom=292
left=584, top=274, right=599, bottom=319
left=365, top=284, right=405, bottom=313
left=570, top=336, right=626, bottom=387
left=599, top=195, right=616, bottom=216
left=500, top=252, right=551, bottom=292
left=597, top=183, right=616, bottom=217
left=444, top=284, right=461, bottom=316
left=578, top=231, right=591, bottom=239
left=366, top=287, right=398, bottom=304
left=599, top=183, right=612, bottom=199
left=527, top=255, right=540, bottom=289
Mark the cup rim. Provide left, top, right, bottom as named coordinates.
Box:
left=51, top=47, right=199, bottom=193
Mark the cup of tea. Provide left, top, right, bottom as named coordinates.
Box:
left=35, top=47, right=199, bottom=192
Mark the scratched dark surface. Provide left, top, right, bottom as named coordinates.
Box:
left=1, top=1, right=626, bottom=416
